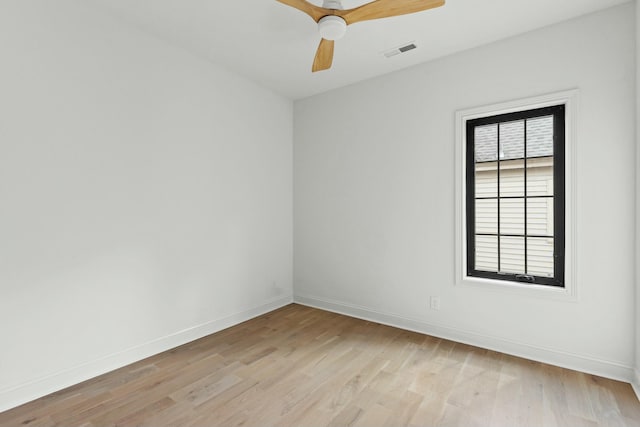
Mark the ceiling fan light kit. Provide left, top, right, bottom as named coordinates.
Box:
left=276, top=0, right=445, bottom=72
left=318, top=16, right=347, bottom=41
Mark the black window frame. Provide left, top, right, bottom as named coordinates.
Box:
left=465, top=105, right=565, bottom=287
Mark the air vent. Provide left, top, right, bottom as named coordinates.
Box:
left=383, top=42, right=417, bottom=58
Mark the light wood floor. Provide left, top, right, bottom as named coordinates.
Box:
left=1, top=304, right=639, bottom=427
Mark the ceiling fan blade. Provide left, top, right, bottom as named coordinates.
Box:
left=275, top=0, right=329, bottom=22
left=336, top=0, right=445, bottom=25
left=312, top=39, right=335, bottom=72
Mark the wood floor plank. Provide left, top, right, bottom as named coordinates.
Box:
left=1, top=304, right=638, bottom=427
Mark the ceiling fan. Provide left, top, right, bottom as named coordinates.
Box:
left=276, top=0, right=445, bottom=72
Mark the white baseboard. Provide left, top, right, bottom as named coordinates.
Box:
left=632, top=369, right=640, bottom=401
left=0, top=295, right=292, bottom=414
left=294, top=293, right=635, bottom=386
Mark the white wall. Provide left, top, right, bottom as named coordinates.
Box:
left=635, top=0, right=640, bottom=398
left=295, top=4, right=636, bottom=381
left=0, top=0, right=292, bottom=411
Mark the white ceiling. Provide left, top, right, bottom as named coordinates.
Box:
left=88, top=0, right=631, bottom=100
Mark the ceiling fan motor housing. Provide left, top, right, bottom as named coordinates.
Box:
left=322, top=0, right=343, bottom=9
left=318, top=15, right=347, bottom=40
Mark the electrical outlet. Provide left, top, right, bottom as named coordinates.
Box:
left=430, top=296, right=441, bottom=311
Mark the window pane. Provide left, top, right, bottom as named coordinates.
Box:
left=475, top=235, right=498, bottom=272
left=500, top=198, right=524, bottom=235
left=527, top=197, right=554, bottom=236
left=527, top=156, right=554, bottom=196
left=475, top=199, right=497, bottom=234
left=476, top=161, right=497, bottom=198
left=526, top=115, right=554, bottom=158
left=475, top=124, right=498, bottom=163
left=500, top=236, right=525, bottom=274
left=499, top=120, right=524, bottom=160
left=527, top=237, right=554, bottom=277
left=500, top=159, right=524, bottom=197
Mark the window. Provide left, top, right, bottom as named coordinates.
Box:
left=465, top=105, right=565, bottom=287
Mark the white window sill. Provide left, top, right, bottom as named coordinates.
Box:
left=457, top=275, right=578, bottom=302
